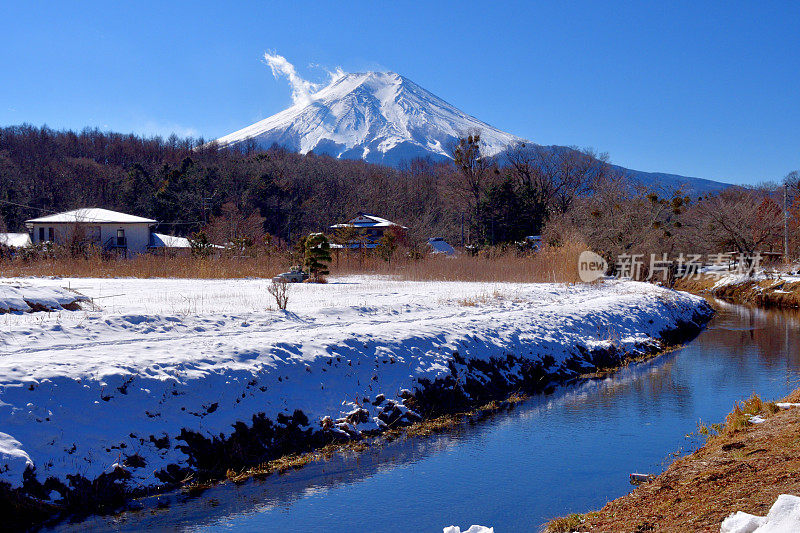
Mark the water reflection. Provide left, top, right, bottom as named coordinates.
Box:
left=53, top=302, right=800, bottom=533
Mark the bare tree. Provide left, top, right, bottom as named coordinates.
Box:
left=692, top=186, right=783, bottom=263
left=203, top=201, right=266, bottom=255
left=452, top=133, right=493, bottom=243
left=505, top=143, right=607, bottom=220
left=267, top=278, right=290, bottom=310
left=545, top=171, right=691, bottom=270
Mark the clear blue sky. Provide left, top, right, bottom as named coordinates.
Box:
left=1, top=1, right=798, bottom=184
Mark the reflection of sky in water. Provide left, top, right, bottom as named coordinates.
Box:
left=55, top=303, right=800, bottom=533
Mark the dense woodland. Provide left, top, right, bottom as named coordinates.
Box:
left=0, top=124, right=797, bottom=265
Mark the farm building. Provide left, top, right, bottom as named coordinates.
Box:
left=329, top=212, right=406, bottom=249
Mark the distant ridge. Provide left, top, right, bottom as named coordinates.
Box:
left=215, top=71, right=731, bottom=195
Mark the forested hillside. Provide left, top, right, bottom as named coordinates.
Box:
left=0, top=125, right=606, bottom=247
left=2, top=125, right=790, bottom=263
left=0, top=125, right=460, bottom=244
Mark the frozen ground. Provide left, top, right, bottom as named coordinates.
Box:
left=0, top=276, right=710, bottom=493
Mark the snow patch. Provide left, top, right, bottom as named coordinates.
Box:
left=0, top=432, right=33, bottom=482
left=0, top=283, right=88, bottom=313
left=443, top=526, right=494, bottom=533
left=721, top=494, right=800, bottom=533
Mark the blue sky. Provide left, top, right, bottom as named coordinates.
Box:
left=1, top=1, right=798, bottom=184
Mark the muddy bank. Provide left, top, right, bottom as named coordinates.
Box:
left=676, top=276, right=800, bottom=309
left=3, top=299, right=713, bottom=531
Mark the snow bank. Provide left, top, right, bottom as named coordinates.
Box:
left=0, top=282, right=88, bottom=313
left=721, top=494, right=800, bottom=533
left=443, top=526, right=493, bottom=533
left=0, top=276, right=711, bottom=493
left=0, top=233, right=31, bottom=248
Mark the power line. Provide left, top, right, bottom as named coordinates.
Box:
left=0, top=199, right=205, bottom=227
left=0, top=199, right=59, bottom=213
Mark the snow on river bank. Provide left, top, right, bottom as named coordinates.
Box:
left=0, top=276, right=711, bottom=495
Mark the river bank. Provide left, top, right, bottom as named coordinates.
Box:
left=675, top=271, right=800, bottom=309
left=546, top=389, right=800, bottom=532
left=545, top=289, right=800, bottom=532
left=0, top=276, right=712, bottom=529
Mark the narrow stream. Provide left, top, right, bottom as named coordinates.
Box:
left=58, top=301, right=800, bottom=532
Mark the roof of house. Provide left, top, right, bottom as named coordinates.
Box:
left=330, top=212, right=407, bottom=230
left=0, top=233, right=32, bottom=248
left=428, top=237, right=456, bottom=256
left=26, top=208, right=157, bottom=225
left=149, top=233, right=191, bottom=248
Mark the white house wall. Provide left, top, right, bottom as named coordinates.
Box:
left=29, top=223, right=153, bottom=255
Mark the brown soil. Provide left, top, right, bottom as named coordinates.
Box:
left=675, top=275, right=800, bottom=309
left=547, top=390, right=800, bottom=532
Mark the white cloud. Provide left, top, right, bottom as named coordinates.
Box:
left=264, top=52, right=349, bottom=106
left=309, top=63, right=347, bottom=83
left=263, top=52, right=321, bottom=106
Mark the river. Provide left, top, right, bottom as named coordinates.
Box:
left=55, top=301, right=800, bottom=532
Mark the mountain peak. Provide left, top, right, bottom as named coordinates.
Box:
left=214, top=71, right=521, bottom=165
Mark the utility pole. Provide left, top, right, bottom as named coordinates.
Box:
left=784, top=183, right=789, bottom=262
left=460, top=212, right=464, bottom=248
left=201, top=196, right=213, bottom=224
left=784, top=170, right=799, bottom=263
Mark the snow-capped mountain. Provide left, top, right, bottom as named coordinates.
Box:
left=215, top=70, right=730, bottom=194
left=215, top=71, right=522, bottom=166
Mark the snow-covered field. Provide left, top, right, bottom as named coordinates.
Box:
left=0, top=276, right=711, bottom=495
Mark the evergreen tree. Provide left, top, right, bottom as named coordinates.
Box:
left=303, top=233, right=332, bottom=282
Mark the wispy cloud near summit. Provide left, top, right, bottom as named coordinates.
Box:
left=262, top=52, right=346, bottom=106
left=262, top=52, right=321, bottom=106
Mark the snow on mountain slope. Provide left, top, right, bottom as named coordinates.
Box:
left=215, top=69, right=732, bottom=194
left=215, top=71, right=521, bottom=165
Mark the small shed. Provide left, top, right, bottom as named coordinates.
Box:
left=428, top=237, right=456, bottom=256
left=149, top=233, right=191, bottom=249
left=149, top=233, right=192, bottom=255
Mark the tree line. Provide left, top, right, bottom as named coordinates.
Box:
left=0, top=124, right=797, bottom=264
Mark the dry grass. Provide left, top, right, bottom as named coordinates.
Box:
left=717, top=394, right=779, bottom=437
left=337, top=240, right=587, bottom=283
left=0, top=253, right=292, bottom=279
left=546, top=513, right=592, bottom=533
left=0, top=240, right=587, bottom=283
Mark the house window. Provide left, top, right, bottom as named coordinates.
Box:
left=48, top=227, right=54, bottom=242
left=39, top=227, right=45, bottom=242
left=117, top=229, right=126, bottom=247
left=87, top=226, right=101, bottom=243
